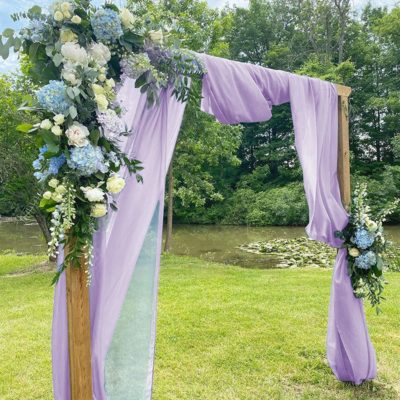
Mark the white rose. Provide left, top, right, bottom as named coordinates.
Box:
left=349, top=248, right=360, bottom=257
left=105, top=78, right=115, bottom=88
left=55, top=185, right=67, bottom=194
left=63, top=10, right=72, bottom=19
left=106, top=175, right=126, bottom=194
left=40, top=119, right=53, bottom=130
left=65, top=122, right=90, bottom=147
left=52, top=192, right=63, bottom=203
left=120, top=8, right=135, bottom=29
left=149, top=29, right=164, bottom=45
left=61, top=42, right=88, bottom=66
left=98, top=73, right=106, bottom=82
left=366, top=219, right=378, bottom=232
left=54, top=114, right=65, bottom=125
left=95, top=94, right=108, bottom=111
left=91, top=203, right=107, bottom=218
left=61, top=2, right=71, bottom=13
left=71, top=15, right=81, bottom=24
left=88, top=42, right=111, bottom=66
left=91, top=83, right=105, bottom=95
left=51, top=125, right=63, bottom=136
left=48, top=178, right=59, bottom=188
left=43, top=191, right=52, bottom=200
left=54, top=11, right=64, bottom=22
left=62, top=62, right=80, bottom=85
left=60, top=29, right=78, bottom=44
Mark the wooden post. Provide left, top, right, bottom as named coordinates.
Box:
left=65, top=237, right=93, bottom=400
left=336, top=84, right=352, bottom=210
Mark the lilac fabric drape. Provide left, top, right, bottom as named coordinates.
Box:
left=52, top=54, right=376, bottom=400
left=52, top=79, right=187, bottom=399
left=200, top=53, right=376, bottom=384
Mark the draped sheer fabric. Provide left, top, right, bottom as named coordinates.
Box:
left=200, top=53, right=376, bottom=384
left=52, top=55, right=376, bottom=400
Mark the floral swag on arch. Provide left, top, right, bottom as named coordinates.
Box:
left=1, top=0, right=399, bottom=397
left=0, top=0, right=205, bottom=283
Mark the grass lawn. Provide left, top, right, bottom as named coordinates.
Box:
left=0, top=253, right=399, bottom=400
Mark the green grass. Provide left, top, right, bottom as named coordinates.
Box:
left=0, top=253, right=399, bottom=399
left=0, top=252, right=47, bottom=276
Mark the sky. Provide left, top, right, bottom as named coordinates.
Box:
left=0, top=0, right=398, bottom=73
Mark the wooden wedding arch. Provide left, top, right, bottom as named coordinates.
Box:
left=65, top=82, right=352, bottom=399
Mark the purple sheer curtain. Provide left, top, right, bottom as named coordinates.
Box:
left=52, top=55, right=376, bottom=400
left=200, top=53, right=376, bottom=384
left=52, top=79, right=187, bottom=399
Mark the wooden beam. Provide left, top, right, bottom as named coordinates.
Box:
left=336, top=84, right=352, bottom=210
left=66, top=237, right=93, bottom=400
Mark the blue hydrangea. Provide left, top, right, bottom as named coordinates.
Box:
left=67, top=144, right=108, bottom=176
left=36, top=81, right=72, bottom=115
left=27, top=19, right=47, bottom=43
left=48, top=154, right=66, bottom=175
left=90, top=8, right=123, bottom=43
left=353, top=228, right=375, bottom=249
left=32, top=146, right=66, bottom=181
left=355, top=251, right=377, bottom=270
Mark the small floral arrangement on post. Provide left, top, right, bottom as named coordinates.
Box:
left=335, top=183, right=399, bottom=313
left=0, top=0, right=205, bottom=284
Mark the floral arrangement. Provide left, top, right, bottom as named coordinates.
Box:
left=335, top=183, right=399, bottom=313
left=0, top=0, right=205, bottom=283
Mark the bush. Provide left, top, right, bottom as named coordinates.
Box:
left=223, top=183, right=308, bottom=226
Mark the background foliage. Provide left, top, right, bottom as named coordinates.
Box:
left=1, top=0, right=400, bottom=226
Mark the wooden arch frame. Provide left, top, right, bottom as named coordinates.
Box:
left=64, top=83, right=352, bottom=400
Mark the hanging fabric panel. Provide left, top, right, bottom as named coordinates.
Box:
left=199, top=53, right=376, bottom=384
left=52, top=79, right=187, bottom=400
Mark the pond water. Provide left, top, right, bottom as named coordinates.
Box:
left=1, top=221, right=400, bottom=268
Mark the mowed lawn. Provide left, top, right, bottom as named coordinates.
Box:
left=0, top=253, right=399, bottom=400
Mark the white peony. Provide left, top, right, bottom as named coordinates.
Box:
left=91, top=203, right=107, bottom=218
left=81, top=186, right=105, bottom=202
left=120, top=8, right=135, bottom=29
left=106, top=175, right=126, bottom=194
left=71, top=15, right=81, bottom=24
left=61, top=42, right=88, bottom=66
left=54, top=11, right=64, bottom=22
left=60, top=29, right=78, bottom=44
left=40, top=119, right=53, bottom=130
left=43, top=191, right=52, bottom=200
left=63, top=11, right=72, bottom=19
left=95, top=94, right=108, bottom=111
left=88, top=42, right=111, bottom=66
left=48, top=178, right=59, bottom=188
left=149, top=29, right=164, bottom=45
left=65, top=122, right=90, bottom=147
left=54, top=114, right=65, bottom=125
left=51, top=125, right=63, bottom=136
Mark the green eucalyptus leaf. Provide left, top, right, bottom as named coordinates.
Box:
left=2, top=28, right=14, bottom=38
left=53, top=53, right=63, bottom=67
left=69, top=105, right=78, bottom=119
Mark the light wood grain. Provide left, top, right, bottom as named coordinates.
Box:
left=66, top=237, right=93, bottom=400
left=336, top=84, right=352, bottom=210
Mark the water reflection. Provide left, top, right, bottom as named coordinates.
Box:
left=1, top=221, right=400, bottom=269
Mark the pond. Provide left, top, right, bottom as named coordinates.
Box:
left=1, top=220, right=400, bottom=269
